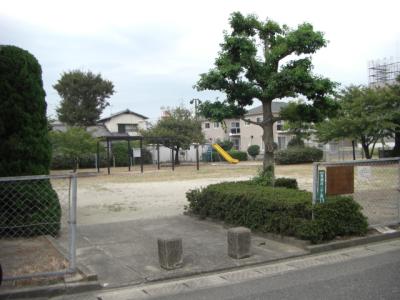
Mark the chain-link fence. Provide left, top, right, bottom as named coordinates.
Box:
left=312, top=158, right=400, bottom=227
left=0, top=174, right=76, bottom=282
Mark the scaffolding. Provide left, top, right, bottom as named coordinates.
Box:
left=368, top=57, right=400, bottom=87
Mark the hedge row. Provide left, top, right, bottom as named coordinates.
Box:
left=51, top=149, right=153, bottom=170
left=202, top=150, right=248, bottom=162
left=275, top=147, right=323, bottom=164
left=186, top=182, right=368, bottom=243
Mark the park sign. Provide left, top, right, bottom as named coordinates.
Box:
left=318, top=170, right=326, bottom=203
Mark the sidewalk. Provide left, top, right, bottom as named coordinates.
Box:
left=57, top=215, right=307, bottom=288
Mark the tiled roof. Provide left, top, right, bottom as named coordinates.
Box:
left=98, top=109, right=148, bottom=122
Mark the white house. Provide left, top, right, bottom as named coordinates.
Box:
left=98, top=109, right=149, bottom=135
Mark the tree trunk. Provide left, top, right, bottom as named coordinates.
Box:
left=360, top=137, right=371, bottom=159
left=174, top=146, right=180, bottom=165
left=393, top=131, right=400, bottom=156
left=262, top=101, right=275, bottom=174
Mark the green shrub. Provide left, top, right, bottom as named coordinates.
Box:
left=227, top=150, right=248, bottom=161
left=274, top=178, right=298, bottom=189
left=275, top=147, right=323, bottom=164
left=186, top=182, right=367, bottom=243
left=287, top=136, right=305, bottom=148
left=0, top=45, right=51, bottom=176
left=250, top=166, right=274, bottom=186
left=247, top=145, right=260, bottom=160
left=0, top=180, right=61, bottom=237
left=0, top=45, right=61, bottom=237
left=217, top=140, right=234, bottom=151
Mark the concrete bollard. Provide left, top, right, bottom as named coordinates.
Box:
left=157, top=237, right=183, bottom=270
left=227, top=227, right=251, bottom=259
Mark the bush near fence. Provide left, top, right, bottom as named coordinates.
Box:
left=0, top=180, right=61, bottom=237
left=275, top=147, right=323, bottom=164
left=186, top=182, right=367, bottom=243
left=202, top=150, right=248, bottom=162
left=51, top=149, right=153, bottom=170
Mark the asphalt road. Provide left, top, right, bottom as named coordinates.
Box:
left=151, top=249, right=400, bottom=300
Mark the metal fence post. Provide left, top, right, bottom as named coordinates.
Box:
left=312, top=162, right=319, bottom=220
left=69, top=174, right=77, bottom=272
left=398, top=158, right=400, bottom=224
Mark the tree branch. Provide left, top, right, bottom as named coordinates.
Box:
left=240, top=117, right=262, bottom=127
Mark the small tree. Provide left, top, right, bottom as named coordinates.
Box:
left=316, top=86, right=395, bottom=159
left=0, top=45, right=60, bottom=237
left=196, top=12, right=336, bottom=176
left=247, top=145, right=260, bottom=160
left=54, top=70, right=115, bottom=126
left=50, top=127, right=97, bottom=171
left=142, top=106, right=204, bottom=164
left=387, top=76, right=400, bottom=156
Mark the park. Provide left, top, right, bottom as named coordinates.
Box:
left=1, top=7, right=400, bottom=300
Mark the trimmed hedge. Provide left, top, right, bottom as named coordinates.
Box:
left=275, top=147, right=323, bottom=164
left=0, top=180, right=61, bottom=237
left=186, top=182, right=368, bottom=243
left=227, top=150, right=248, bottom=161
left=274, top=177, right=298, bottom=189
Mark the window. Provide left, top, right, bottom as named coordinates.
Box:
left=245, top=120, right=250, bottom=126
left=205, top=122, right=210, bottom=129
left=213, top=122, right=219, bottom=128
left=276, top=120, right=283, bottom=131
left=118, top=123, right=138, bottom=133
left=230, top=122, right=240, bottom=134
left=256, top=117, right=263, bottom=123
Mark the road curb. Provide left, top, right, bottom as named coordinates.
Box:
left=0, top=281, right=102, bottom=299
left=307, top=231, right=400, bottom=253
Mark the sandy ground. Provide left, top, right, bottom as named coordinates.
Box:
left=56, top=163, right=314, bottom=225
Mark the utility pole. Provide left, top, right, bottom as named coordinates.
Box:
left=190, top=98, right=201, bottom=120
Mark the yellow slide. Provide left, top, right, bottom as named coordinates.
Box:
left=212, top=143, right=239, bottom=164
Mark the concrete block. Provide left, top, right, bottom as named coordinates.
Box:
left=157, top=237, right=183, bottom=270
left=228, top=227, right=251, bottom=259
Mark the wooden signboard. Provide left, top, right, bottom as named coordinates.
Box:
left=326, top=166, right=354, bottom=195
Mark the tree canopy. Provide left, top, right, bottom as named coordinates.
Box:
left=387, top=76, right=400, bottom=155
left=50, top=127, right=97, bottom=170
left=316, top=86, right=396, bottom=159
left=54, top=70, right=114, bottom=126
left=0, top=45, right=52, bottom=176
left=142, top=106, right=204, bottom=164
left=195, top=12, right=335, bottom=172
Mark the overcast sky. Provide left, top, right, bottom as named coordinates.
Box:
left=1, top=0, right=400, bottom=122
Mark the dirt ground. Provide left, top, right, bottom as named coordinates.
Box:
left=51, top=162, right=314, bottom=225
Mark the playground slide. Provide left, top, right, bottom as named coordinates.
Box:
left=212, top=143, right=239, bottom=164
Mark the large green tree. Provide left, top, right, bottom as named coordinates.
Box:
left=388, top=76, right=400, bottom=156
left=196, top=12, right=336, bottom=173
left=0, top=45, right=52, bottom=175
left=316, top=86, right=395, bottom=159
left=54, top=70, right=114, bottom=126
left=142, top=106, right=204, bottom=164
left=0, top=45, right=60, bottom=237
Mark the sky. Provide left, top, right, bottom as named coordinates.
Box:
left=1, top=0, right=400, bottom=123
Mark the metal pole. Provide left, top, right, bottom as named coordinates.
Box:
left=196, top=144, right=199, bottom=171
left=171, top=147, right=175, bottom=171
left=69, top=174, right=77, bottom=271
left=107, top=139, right=110, bottom=175
left=140, top=138, right=144, bottom=173
left=96, top=141, right=100, bottom=173
left=157, top=142, right=160, bottom=170
left=128, top=140, right=131, bottom=172
left=398, top=159, right=400, bottom=224
left=352, top=140, right=356, bottom=160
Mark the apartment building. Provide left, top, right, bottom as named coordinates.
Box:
left=202, top=102, right=291, bottom=151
